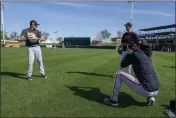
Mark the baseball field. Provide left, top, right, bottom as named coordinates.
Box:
left=1, top=48, right=175, bottom=117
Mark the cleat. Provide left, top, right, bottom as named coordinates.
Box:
left=104, top=97, right=119, bottom=107
left=41, top=74, right=47, bottom=79
left=27, top=77, right=32, bottom=81
left=147, top=97, right=155, bottom=106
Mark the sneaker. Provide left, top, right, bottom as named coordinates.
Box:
left=104, top=97, right=119, bottom=107
left=41, top=74, right=47, bottom=79
left=147, top=97, right=155, bottom=106
left=27, top=77, right=32, bottom=81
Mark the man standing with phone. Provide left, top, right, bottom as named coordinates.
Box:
left=19, top=20, right=47, bottom=80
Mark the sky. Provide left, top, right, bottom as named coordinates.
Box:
left=2, top=1, right=175, bottom=40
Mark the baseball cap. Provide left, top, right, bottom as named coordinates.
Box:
left=30, top=20, right=40, bottom=26
left=124, top=22, right=132, bottom=27
left=139, top=39, right=148, bottom=46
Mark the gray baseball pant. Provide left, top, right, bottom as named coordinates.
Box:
left=111, top=70, right=158, bottom=101
left=27, top=46, right=45, bottom=77
left=116, top=51, right=132, bottom=74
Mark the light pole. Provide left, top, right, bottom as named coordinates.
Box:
left=54, top=31, right=58, bottom=48
left=1, top=2, right=5, bottom=44
left=128, top=1, right=134, bottom=24
left=54, top=31, right=58, bottom=42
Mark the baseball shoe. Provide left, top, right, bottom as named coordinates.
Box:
left=104, top=97, right=119, bottom=107
left=41, top=74, right=47, bottom=79
left=147, top=97, right=155, bottom=106
left=27, top=77, right=32, bottom=81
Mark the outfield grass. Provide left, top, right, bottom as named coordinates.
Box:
left=1, top=48, right=175, bottom=117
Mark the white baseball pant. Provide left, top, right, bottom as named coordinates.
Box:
left=111, top=70, right=158, bottom=102
left=27, top=46, right=45, bottom=77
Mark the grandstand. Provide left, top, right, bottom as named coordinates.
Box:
left=138, top=24, right=176, bottom=52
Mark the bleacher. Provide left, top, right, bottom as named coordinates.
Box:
left=138, top=24, right=176, bottom=52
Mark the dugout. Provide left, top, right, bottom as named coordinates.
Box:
left=64, top=37, right=90, bottom=46
left=138, top=24, right=176, bottom=52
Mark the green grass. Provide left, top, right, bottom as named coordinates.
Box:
left=1, top=48, right=175, bottom=117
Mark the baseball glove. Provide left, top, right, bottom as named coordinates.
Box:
left=27, top=32, right=38, bottom=40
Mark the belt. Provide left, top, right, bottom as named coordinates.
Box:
left=28, top=44, right=40, bottom=47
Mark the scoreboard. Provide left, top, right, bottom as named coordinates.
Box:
left=64, top=37, right=90, bottom=46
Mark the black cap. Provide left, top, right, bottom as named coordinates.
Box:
left=124, top=22, right=132, bottom=27
left=139, top=39, right=148, bottom=46
left=30, top=20, right=40, bottom=26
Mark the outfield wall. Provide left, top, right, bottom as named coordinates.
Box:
left=1, top=44, right=175, bottom=52
left=64, top=45, right=116, bottom=49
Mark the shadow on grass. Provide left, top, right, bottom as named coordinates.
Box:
left=66, top=86, right=146, bottom=108
left=67, top=71, right=113, bottom=78
left=162, top=65, right=176, bottom=68
left=1, top=72, right=41, bottom=79
left=161, top=104, right=169, bottom=108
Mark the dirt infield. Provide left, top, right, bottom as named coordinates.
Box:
left=4, top=44, right=20, bottom=48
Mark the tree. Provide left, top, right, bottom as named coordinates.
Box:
left=56, top=37, right=63, bottom=42
left=100, top=29, right=111, bottom=42
left=91, top=40, right=99, bottom=45
left=42, top=32, right=50, bottom=40
left=94, top=32, right=103, bottom=43
left=117, top=30, right=123, bottom=38
left=4, top=32, right=10, bottom=40
left=10, top=32, right=19, bottom=40
left=1, top=31, right=10, bottom=41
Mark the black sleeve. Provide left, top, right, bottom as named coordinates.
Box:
left=121, top=53, right=134, bottom=68
left=131, top=33, right=140, bottom=45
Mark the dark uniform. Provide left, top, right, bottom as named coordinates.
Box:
left=21, top=28, right=42, bottom=47
left=121, top=32, right=140, bottom=51
left=121, top=51, right=160, bottom=92
left=104, top=40, right=159, bottom=107
left=117, top=23, right=140, bottom=74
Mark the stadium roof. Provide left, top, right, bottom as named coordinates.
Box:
left=139, top=31, right=176, bottom=37
left=138, top=24, right=176, bottom=31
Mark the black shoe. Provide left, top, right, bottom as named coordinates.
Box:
left=104, top=97, right=119, bottom=107
left=27, top=77, right=32, bottom=81
left=41, top=74, right=47, bottom=79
